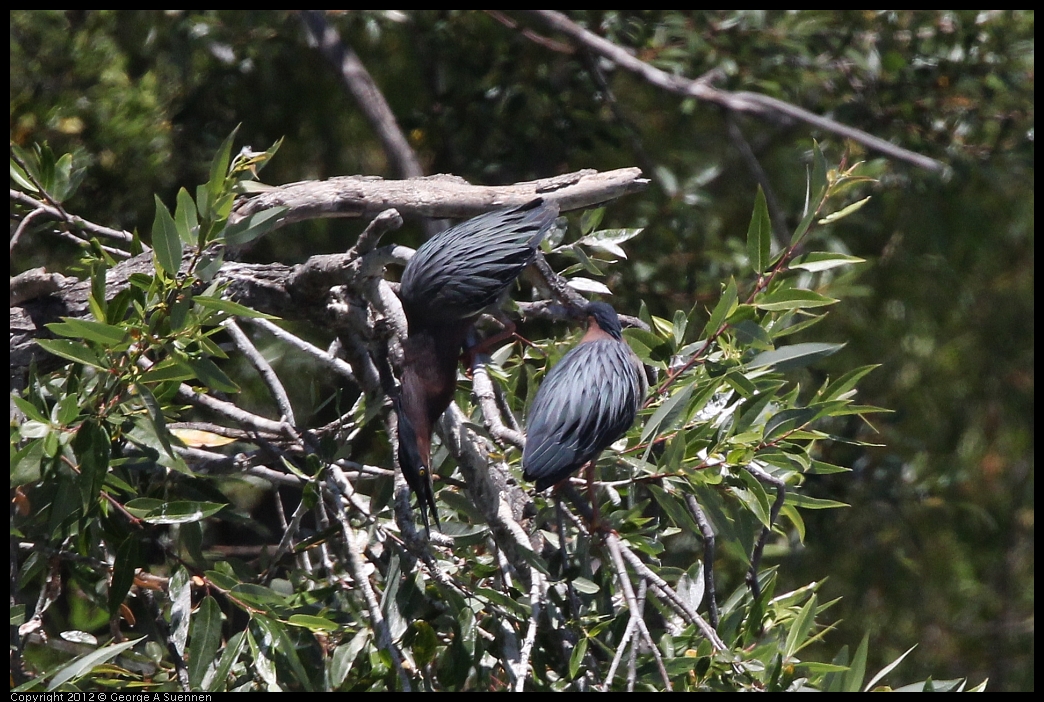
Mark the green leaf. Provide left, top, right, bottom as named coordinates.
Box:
left=287, top=614, right=340, bottom=632
left=223, top=206, right=287, bottom=248
left=789, top=252, right=866, bottom=273
left=672, top=309, right=688, bottom=347
left=784, top=593, right=818, bottom=660
left=89, top=260, right=108, bottom=322
left=791, top=142, right=829, bottom=246
left=784, top=493, right=849, bottom=510
left=255, top=614, right=315, bottom=691
left=755, top=288, right=838, bottom=312
left=411, top=620, right=439, bottom=667
left=811, top=141, right=828, bottom=205
left=763, top=406, right=818, bottom=442
left=184, top=356, right=240, bottom=394
left=748, top=342, right=844, bottom=371
left=568, top=636, right=588, bottom=679
left=73, top=419, right=109, bottom=514
left=151, top=195, right=183, bottom=276
left=570, top=244, right=607, bottom=276
left=206, top=127, right=239, bottom=214
left=703, top=278, right=738, bottom=339
left=807, top=460, right=851, bottom=475
left=175, top=187, right=199, bottom=246
left=108, top=537, right=139, bottom=617
left=139, top=359, right=197, bottom=384
left=572, top=577, right=600, bottom=595
left=819, top=196, right=871, bottom=225
left=12, top=395, right=48, bottom=424
left=188, top=596, right=223, bottom=689
left=624, top=327, right=671, bottom=366
left=566, top=276, right=612, bottom=295
left=820, top=364, right=879, bottom=401
left=12, top=438, right=46, bottom=486
left=123, top=498, right=226, bottom=524
left=474, top=587, right=529, bottom=618
left=135, top=383, right=178, bottom=460
left=46, top=637, right=142, bottom=690
left=842, top=633, right=870, bottom=692
left=329, top=630, right=370, bottom=690
left=205, top=630, right=246, bottom=691
left=746, top=186, right=772, bottom=274
left=864, top=644, right=917, bottom=691
left=640, top=384, right=694, bottom=448
left=193, top=294, right=278, bottom=319
left=47, top=318, right=127, bottom=346
left=10, top=156, right=36, bottom=191
left=36, top=339, right=106, bottom=369
left=579, top=206, right=605, bottom=235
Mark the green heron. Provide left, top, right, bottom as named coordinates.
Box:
left=522, top=301, right=646, bottom=492
left=397, top=199, right=560, bottom=532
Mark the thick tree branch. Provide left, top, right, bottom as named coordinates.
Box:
left=230, top=168, right=648, bottom=231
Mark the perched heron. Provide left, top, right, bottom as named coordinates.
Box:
left=523, top=301, right=647, bottom=493
left=397, top=199, right=560, bottom=532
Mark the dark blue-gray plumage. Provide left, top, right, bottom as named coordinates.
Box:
left=523, top=302, right=646, bottom=491
left=397, top=199, right=560, bottom=532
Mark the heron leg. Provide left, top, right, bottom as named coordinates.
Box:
left=584, top=461, right=602, bottom=531
left=461, top=318, right=519, bottom=372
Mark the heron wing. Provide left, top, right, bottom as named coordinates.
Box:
left=523, top=339, right=644, bottom=490
left=400, top=199, right=558, bottom=322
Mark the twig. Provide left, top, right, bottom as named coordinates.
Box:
left=611, top=533, right=726, bottom=650
left=329, top=496, right=413, bottom=691
left=300, top=11, right=425, bottom=181
left=522, top=11, right=947, bottom=173
left=743, top=462, right=786, bottom=605
left=515, top=570, right=545, bottom=691
left=244, top=316, right=358, bottom=384
left=10, top=189, right=140, bottom=246
left=685, top=494, right=720, bottom=629
left=725, top=113, right=790, bottom=250
left=222, top=319, right=297, bottom=426
left=471, top=353, right=526, bottom=449
left=605, top=537, right=672, bottom=690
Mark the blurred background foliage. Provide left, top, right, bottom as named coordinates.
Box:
left=10, top=10, right=1033, bottom=690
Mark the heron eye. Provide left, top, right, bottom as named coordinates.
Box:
left=419, top=469, right=427, bottom=478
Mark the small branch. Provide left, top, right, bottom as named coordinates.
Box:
left=532, top=252, right=588, bottom=308
left=172, top=380, right=287, bottom=436
left=515, top=571, right=545, bottom=691
left=725, top=113, right=790, bottom=250
left=522, top=11, right=947, bottom=173
left=471, top=353, right=526, bottom=449
left=222, top=319, right=296, bottom=426
left=605, top=536, right=672, bottom=691
left=612, top=533, right=725, bottom=650
left=329, top=496, right=413, bottom=691
left=685, top=494, right=719, bottom=629
left=743, top=462, right=786, bottom=605
left=10, top=207, right=47, bottom=254
left=10, top=189, right=140, bottom=246
left=244, top=316, right=358, bottom=384
left=301, top=11, right=425, bottom=181
left=578, top=49, right=663, bottom=193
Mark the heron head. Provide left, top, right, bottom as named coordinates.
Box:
left=584, top=301, right=624, bottom=340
